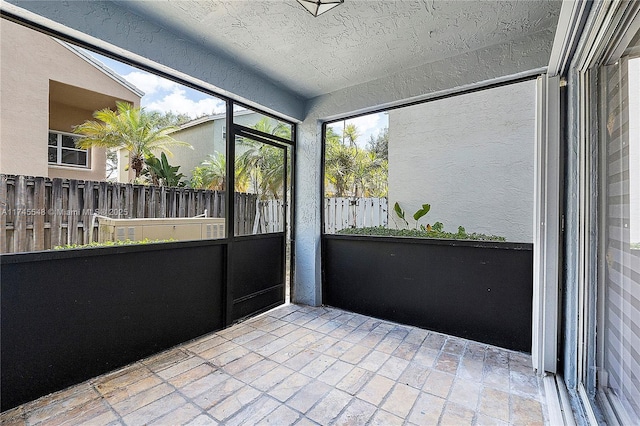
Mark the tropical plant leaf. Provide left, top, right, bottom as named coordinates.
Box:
left=413, top=204, right=431, bottom=221
left=394, top=202, right=405, bottom=219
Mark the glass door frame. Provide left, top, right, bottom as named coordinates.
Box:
left=224, top=103, right=296, bottom=324
left=571, top=3, right=640, bottom=424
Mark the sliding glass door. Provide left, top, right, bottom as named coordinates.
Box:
left=597, top=41, right=640, bottom=424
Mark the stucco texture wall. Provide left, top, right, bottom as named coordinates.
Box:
left=388, top=80, right=536, bottom=243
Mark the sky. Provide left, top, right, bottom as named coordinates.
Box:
left=87, top=49, right=388, bottom=144
left=327, top=113, right=388, bottom=148
left=86, top=50, right=226, bottom=118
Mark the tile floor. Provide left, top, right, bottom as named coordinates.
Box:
left=1, top=304, right=547, bottom=425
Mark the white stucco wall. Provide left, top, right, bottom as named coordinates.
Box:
left=387, top=80, right=536, bottom=243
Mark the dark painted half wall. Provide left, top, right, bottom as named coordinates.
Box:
left=323, top=235, right=533, bottom=352
left=1, top=241, right=225, bottom=411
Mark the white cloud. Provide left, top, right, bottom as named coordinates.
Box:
left=346, top=113, right=383, bottom=135
left=145, top=87, right=226, bottom=118
left=123, top=71, right=178, bottom=95
left=329, top=113, right=388, bottom=147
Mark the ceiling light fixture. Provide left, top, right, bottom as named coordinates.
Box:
left=297, top=0, right=344, bottom=17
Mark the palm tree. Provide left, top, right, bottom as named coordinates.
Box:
left=190, top=152, right=249, bottom=192
left=73, top=101, right=192, bottom=179
left=235, top=117, right=289, bottom=199
left=325, top=127, right=357, bottom=197
left=324, top=124, right=388, bottom=197
left=343, top=123, right=359, bottom=147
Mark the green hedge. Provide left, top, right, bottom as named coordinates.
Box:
left=54, top=238, right=176, bottom=250
left=336, top=226, right=506, bottom=242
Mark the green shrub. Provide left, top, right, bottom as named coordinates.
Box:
left=336, top=226, right=506, bottom=242
left=53, top=238, right=176, bottom=250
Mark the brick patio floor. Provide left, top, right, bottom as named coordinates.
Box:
left=1, top=304, right=547, bottom=425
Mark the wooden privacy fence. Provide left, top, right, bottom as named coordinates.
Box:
left=0, top=174, right=265, bottom=253
left=324, top=197, right=388, bottom=234
left=1, top=174, right=386, bottom=252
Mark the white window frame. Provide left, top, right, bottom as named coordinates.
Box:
left=48, top=130, right=89, bottom=168
left=568, top=2, right=640, bottom=424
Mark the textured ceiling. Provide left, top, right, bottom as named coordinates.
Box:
left=119, top=0, right=561, bottom=99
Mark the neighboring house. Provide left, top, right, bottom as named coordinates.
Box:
left=388, top=80, right=536, bottom=243
left=170, top=110, right=279, bottom=180
left=0, top=19, right=143, bottom=181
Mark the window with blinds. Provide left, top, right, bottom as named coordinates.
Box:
left=599, top=43, right=640, bottom=424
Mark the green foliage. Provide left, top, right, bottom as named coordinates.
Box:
left=189, top=152, right=248, bottom=191
left=144, top=152, right=186, bottom=187
left=74, top=101, right=192, bottom=178
left=413, top=204, right=431, bottom=222
left=375, top=202, right=503, bottom=241
left=393, top=202, right=408, bottom=226
left=337, top=226, right=506, bottom=242
left=394, top=201, right=430, bottom=229
left=324, top=125, right=388, bottom=198
left=54, top=238, right=176, bottom=250
left=232, top=117, right=291, bottom=199
left=147, top=110, right=194, bottom=128
left=631, top=242, right=640, bottom=250
left=366, top=127, right=388, bottom=161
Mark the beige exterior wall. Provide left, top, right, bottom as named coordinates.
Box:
left=0, top=20, right=140, bottom=181
left=170, top=121, right=222, bottom=179
left=171, top=112, right=277, bottom=180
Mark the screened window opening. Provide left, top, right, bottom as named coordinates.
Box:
left=323, top=80, right=536, bottom=243
left=234, top=134, right=290, bottom=237
left=1, top=19, right=291, bottom=253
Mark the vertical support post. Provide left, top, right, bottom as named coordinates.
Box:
left=533, top=74, right=561, bottom=374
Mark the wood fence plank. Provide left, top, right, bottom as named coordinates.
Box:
left=196, top=191, right=204, bottom=216
left=178, top=189, right=186, bottom=217
left=160, top=186, right=167, bottom=218
left=136, top=186, right=145, bottom=218
left=125, top=184, right=134, bottom=218
left=371, top=198, right=380, bottom=227
left=33, top=177, right=46, bottom=251
left=148, top=186, right=156, bottom=218
left=14, top=176, right=27, bottom=253
left=187, top=191, right=195, bottom=217
left=80, top=182, right=88, bottom=244
left=219, top=192, right=225, bottom=221
left=68, top=180, right=79, bottom=245
left=50, top=179, right=63, bottom=248
left=98, top=181, right=108, bottom=216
